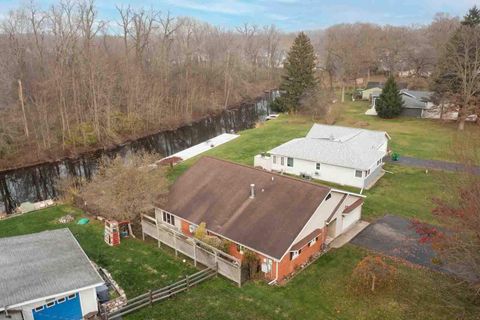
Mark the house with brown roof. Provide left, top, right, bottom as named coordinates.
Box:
left=155, top=157, right=364, bottom=283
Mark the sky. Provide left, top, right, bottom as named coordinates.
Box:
left=0, top=0, right=478, bottom=31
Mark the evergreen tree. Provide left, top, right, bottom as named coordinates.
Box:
left=375, top=76, right=404, bottom=119
left=461, top=6, right=480, bottom=26
left=273, top=32, right=316, bottom=112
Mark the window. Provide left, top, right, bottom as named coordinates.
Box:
left=236, top=244, right=245, bottom=254
left=262, top=258, right=273, bottom=273
left=366, top=169, right=371, bottom=176
left=162, top=211, right=175, bottom=226
left=355, top=170, right=362, bottom=178
left=281, top=157, right=284, bottom=166
left=287, top=157, right=294, bottom=167
left=308, top=237, right=317, bottom=247
left=67, top=294, right=76, bottom=300
left=272, top=155, right=276, bottom=164
left=57, top=297, right=66, bottom=304
left=377, top=159, right=382, bottom=166
left=316, top=163, right=321, bottom=170
left=325, top=193, right=332, bottom=201
left=46, top=301, right=55, bottom=308
left=290, top=249, right=302, bottom=260
left=189, top=224, right=197, bottom=234
left=34, top=306, right=44, bottom=312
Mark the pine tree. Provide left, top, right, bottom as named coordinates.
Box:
left=461, top=6, right=480, bottom=26
left=375, top=76, right=404, bottom=119
left=273, top=32, right=316, bottom=112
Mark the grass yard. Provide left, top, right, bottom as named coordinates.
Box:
left=1, top=206, right=478, bottom=320
left=336, top=99, right=480, bottom=163
left=169, top=103, right=460, bottom=224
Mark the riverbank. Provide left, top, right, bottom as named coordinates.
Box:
left=0, top=92, right=275, bottom=173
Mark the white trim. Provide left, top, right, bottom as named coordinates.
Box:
left=276, top=191, right=331, bottom=262
left=1, top=282, right=103, bottom=312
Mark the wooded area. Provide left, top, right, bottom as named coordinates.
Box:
left=0, top=1, right=283, bottom=169
left=0, top=1, right=469, bottom=169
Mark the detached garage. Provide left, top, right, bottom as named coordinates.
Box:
left=0, top=229, right=104, bottom=320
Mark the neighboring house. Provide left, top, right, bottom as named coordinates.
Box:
left=0, top=229, right=104, bottom=320
left=155, top=156, right=364, bottom=283
left=361, top=83, right=383, bottom=100
left=366, top=90, right=435, bottom=118
left=255, top=124, right=390, bottom=189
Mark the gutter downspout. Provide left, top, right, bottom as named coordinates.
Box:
left=268, top=260, right=279, bottom=285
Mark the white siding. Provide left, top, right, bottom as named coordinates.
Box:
left=269, top=155, right=366, bottom=188
left=342, top=206, right=361, bottom=232
left=289, top=191, right=363, bottom=247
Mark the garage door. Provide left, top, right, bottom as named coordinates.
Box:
left=32, top=293, right=82, bottom=320
left=342, top=209, right=361, bottom=232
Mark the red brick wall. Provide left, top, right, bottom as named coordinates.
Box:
left=178, top=217, right=326, bottom=283
left=276, top=228, right=326, bottom=282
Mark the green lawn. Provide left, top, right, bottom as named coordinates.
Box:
left=1, top=100, right=477, bottom=319
left=1, top=206, right=477, bottom=320
left=336, top=99, right=479, bottom=163
left=169, top=107, right=457, bottom=224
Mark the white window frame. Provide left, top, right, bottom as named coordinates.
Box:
left=291, top=249, right=301, bottom=260
left=287, top=157, right=294, bottom=167
left=189, top=224, right=197, bottom=234
left=316, top=163, right=321, bottom=170
left=162, top=211, right=175, bottom=226
left=355, top=170, right=362, bottom=178
left=272, top=155, right=276, bottom=164
left=281, top=157, right=285, bottom=166
left=34, top=306, right=44, bottom=312
left=46, top=301, right=55, bottom=308
left=236, top=244, right=245, bottom=254
left=67, top=293, right=76, bottom=300
left=308, top=237, right=317, bottom=247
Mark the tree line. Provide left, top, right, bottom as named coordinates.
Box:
left=0, top=0, right=284, bottom=169
left=0, top=0, right=469, bottom=169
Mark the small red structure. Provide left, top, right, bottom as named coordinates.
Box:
left=104, top=220, right=120, bottom=246
left=104, top=220, right=130, bottom=246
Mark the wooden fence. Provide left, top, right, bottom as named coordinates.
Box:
left=103, top=267, right=217, bottom=319
left=141, top=213, right=243, bottom=286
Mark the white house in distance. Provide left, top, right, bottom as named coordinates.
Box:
left=0, top=229, right=104, bottom=320
left=254, top=124, right=390, bottom=189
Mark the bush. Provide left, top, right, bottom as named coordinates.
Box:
left=351, top=255, right=397, bottom=294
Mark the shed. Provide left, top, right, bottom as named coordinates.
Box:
left=0, top=229, right=103, bottom=320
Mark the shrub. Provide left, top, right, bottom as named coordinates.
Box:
left=351, top=255, right=397, bottom=294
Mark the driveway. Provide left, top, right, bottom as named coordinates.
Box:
left=351, top=215, right=477, bottom=282
left=386, top=156, right=480, bottom=175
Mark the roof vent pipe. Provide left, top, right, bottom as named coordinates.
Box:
left=250, top=184, right=255, bottom=199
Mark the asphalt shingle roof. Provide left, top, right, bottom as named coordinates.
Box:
left=0, top=229, right=103, bottom=309
left=269, top=124, right=389, bottom=170
left=164, top=157, right=331, bottom=260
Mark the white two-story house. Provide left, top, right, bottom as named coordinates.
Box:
left=254, top=124, right=390, bottom=189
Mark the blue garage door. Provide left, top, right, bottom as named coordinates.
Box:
left=32, top=293, right=82, bottom=320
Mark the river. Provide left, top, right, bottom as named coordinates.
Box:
left=0, top=91, right=279, bottom=214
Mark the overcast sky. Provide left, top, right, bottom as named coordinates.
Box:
left=1, top=0, right=478, bottom=31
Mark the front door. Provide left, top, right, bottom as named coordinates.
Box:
left=328, top=219, right=337, bottom=238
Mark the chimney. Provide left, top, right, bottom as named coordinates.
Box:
left=250, top=184, right=255, bottom=199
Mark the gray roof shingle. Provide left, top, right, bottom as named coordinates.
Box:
left=270, top=124, right=389, bottom=170
left=0, top=229, right=103, bottom=309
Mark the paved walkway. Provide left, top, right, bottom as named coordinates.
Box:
left=386, top=156, right=480, bottom=175
left=330, top=220, right=369, bottom=249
